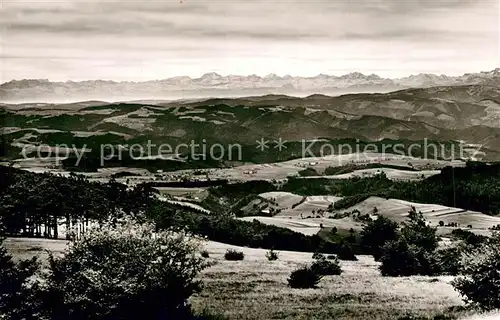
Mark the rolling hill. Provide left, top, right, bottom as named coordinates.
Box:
left=2, top=84, right=500, bottom=168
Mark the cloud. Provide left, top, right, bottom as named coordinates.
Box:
left=1, top=0, right=498, bottom=82
left=3, top=0, right=483, bottom=41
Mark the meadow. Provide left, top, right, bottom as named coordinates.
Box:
left=2, top=237, right=475, bottom=320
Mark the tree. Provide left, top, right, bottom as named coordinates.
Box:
left=0, top=223, right=41, bottom=319
left=360, top=216, right=399, bottom=260
left=265, top=249, right=279, bottom=261
left=378, top=209, right=440, bottom=276
left=331, top=227, right=338, bottom=235
left=379, top=239, right=435, bottom=277
left=400, top=210, right=438, bottom=251
left=37, top=220, right=210, bottom=319
left=452, top=236, right=500, bottom=310
left=336, top=243, right=358, bottom=261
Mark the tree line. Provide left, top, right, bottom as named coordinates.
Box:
left=0, top=166, right=348, bottom=254
left=0, top=166, right=155, bottom=239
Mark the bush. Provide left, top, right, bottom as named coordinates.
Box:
left=452, top=238, right=500, bottom=310
left=361, top=216, right=399, bottom=260
left=37, top=220, right=209, bottom=319
left=148, top=203, right=340, bottom=255
left=265, top=249, right=279, bottom=261
left=333, top=194, right=370, bottom=210
left=432, top=246, right=462, bottom=276
left=312, top=252, right=325, bottom=260
left=194, top=309, right=230, bottom=320
left=201, top=250, right=210, bottom=258
left=451, top=229, right=487, bottom=247
left=311, top=256, right=342, bottom=276
left=0, top=233, right=41, bottom=319
left=224, top=249, right=245, bottom=261
left=336, top=244, right=358, bottom=261
left=400, top=211, right=438, bottom=251
left=379, top=239, right=436, bottom=277
left=288, top=266, right=323, bottom=289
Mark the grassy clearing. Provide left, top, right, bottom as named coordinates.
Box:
left=192, top=242, right=466, bottom=320
left=155, top=187, right=209, bottom=201
left=3, top=237, right=68, bottom=263
left=3, top=237, right=471, bottom=320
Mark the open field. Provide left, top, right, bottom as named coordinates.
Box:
left=238, top=216, right=365, bottom=235
left=2, top=152, right=465, bottom=184
left=157, top=196, right=211, bottom=214
left=3, top=237, right=68, bottom=263
left=194, top=241, right=468, bottom=319
left=166, top=153, right=465, bottom=182
left=259, top=191, right=343, bottom=216
left=3, top=237, right=474, bottom=320
left=345, top=196, right=500, bottom=229
left=155, top=187, right=209, bottom=201
left=235, top=193, right=500, bottom=237
left=302, top=168, right=442, bottom=181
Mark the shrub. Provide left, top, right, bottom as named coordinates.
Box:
left=201, top=250, right=210, bottom=258
left=346, top=230, right=357, bottom=244
left=37, top=220, right=209, bottom=319
left=432, top=246, right=462, bottom=276
left=0, top=232, right=41, bottom=319
left=451, top=229, right=487, bottom=247
left=298, top=168, right=318, bottom=177
left=439, top=221, right=444, bottom=227
left=265, top=249, right=279, bottom=261
left=452, top=238, right=500, bottom=310
left=333, top=194, right=370, bottom=210
left=224, top=249, right=245, bottom=261
left=311, top=256, right=342, bottom=276
left=379, top=239, right=436, bottom=277
left=336, top=244, right=358, bottom=261
left=194, top=309, right=230, bottom=320
left=148, top=204, right=339, bottom=254
left=361, top=216, right=399, bottom=261
left=400, top=211, right=438, bottom=252
left=288, top=266, right=323, bottom=288
left=312, top=252, right=325, bottom=260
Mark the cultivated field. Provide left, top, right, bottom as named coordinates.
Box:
left=346, top=197, right=500, bottom=230
left=166, top=153, right=465, bottom=182
left=155, top=187, right=209, bottom=201
left=237, top=193, right=500, bottom=237
left=2, top=152, right=464, bottom=185
left=303, top=168, right=442, bottom=181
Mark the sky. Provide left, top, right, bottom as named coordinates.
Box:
left=1, top=0, right=499, bottom=82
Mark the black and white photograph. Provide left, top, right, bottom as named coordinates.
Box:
left=1, top=0, right=500, bottom=319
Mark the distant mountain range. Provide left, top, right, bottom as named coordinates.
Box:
left=1, top=69, right=499, bottom=103
left=2, top=83, right=500, bottom=161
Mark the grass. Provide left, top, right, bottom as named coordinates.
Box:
left=155, top=187, right=209, bottom=201
left=190, top=242, right=467, bottom=320
left=4, top=237, right=471, bottom=320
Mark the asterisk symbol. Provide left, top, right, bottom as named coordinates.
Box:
left=255, top=138, right=269, bottom=151
left=274, top=138, right=287, bottom=151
